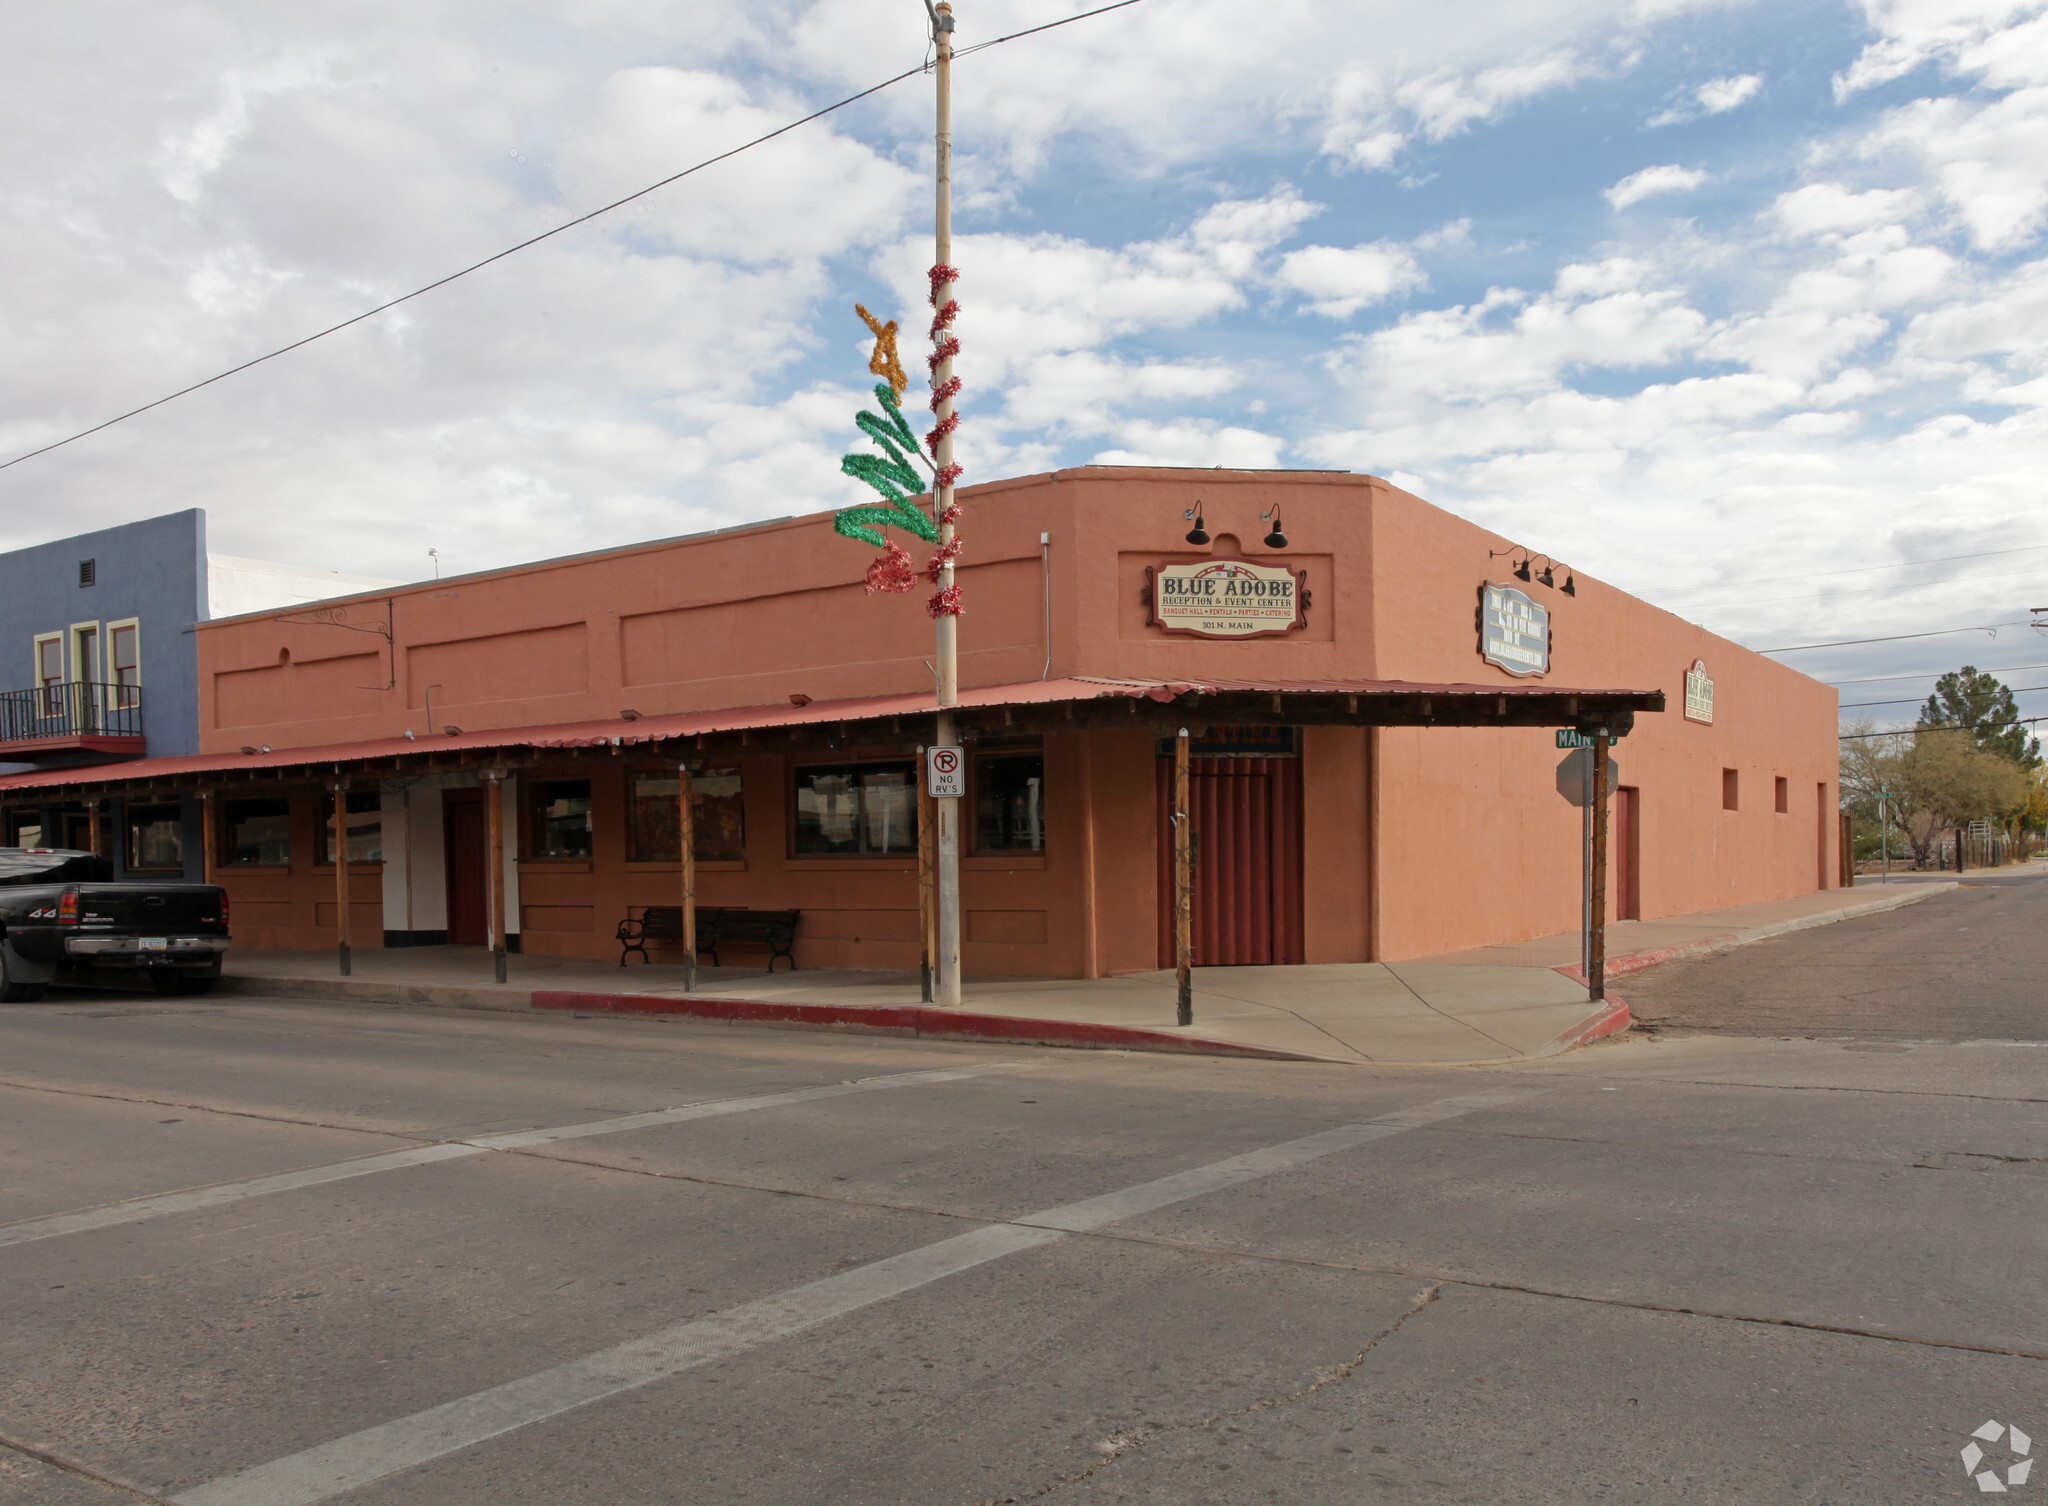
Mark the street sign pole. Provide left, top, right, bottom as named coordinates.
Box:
left=930, top=0, right=963, bottom=1009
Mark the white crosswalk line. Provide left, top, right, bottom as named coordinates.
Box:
left=170, top=1084, right=1547, bottom=1506
left=0, top=1064, right=1027, bottom=1249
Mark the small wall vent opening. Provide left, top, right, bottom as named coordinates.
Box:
left=78, top=559, right=96, bottom=587
left=1774, top=776, right=1789, bottom=814
left=1722, top=768, right=1739, bottom=811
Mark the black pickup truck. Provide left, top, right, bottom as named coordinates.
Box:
left=0, top=848, right=230, bottom=1002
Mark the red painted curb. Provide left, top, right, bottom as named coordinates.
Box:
left=528, top=990, right=1326, bottom=1061
left=1552, top=934, right=1737, bottom=987
left=1541, top=993, right=1632, bottom=1053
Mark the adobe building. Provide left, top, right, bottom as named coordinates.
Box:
left=0, top=468, right=1840, bottom=974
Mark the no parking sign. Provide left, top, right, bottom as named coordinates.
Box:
left=927, top=746, right=964, bottom=798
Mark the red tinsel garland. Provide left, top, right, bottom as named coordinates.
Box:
left=935, top=463, right=964, bottom=490
left=925, top=537, right=962, bottom=582
left=939, top=502, right=962, bottom=525
left=863, top=540, right=917, bottom=595
left=930, top=375, right=963, bottom=408
left=924, top=410, right=961, bottom=457
left=926, top=337, right=961, bottom=375
left=927, top=584, right=964, bottom=618
left=928, top=264, right=960, bottom=302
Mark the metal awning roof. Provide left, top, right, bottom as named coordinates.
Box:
left=0, top=676, right=1663, bottom=797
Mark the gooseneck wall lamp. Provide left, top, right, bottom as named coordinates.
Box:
left=1490, top=547, right=1576, bottom=595
left=1183, top=506, right=1209, bottom=547
left=1261, top=507, right=1288, bottom=549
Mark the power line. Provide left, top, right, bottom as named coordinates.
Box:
left=1826, top=662, right=2048, bottom=687
left=1690, top=565, right=2048, bottom=615
left=0, top=0, right=1150, bottom=476
left=1760, top=621, right=2036, bottom=653
left=1839, top=716, right=2047, bottom=740
left=1840, top=685, right=2048, bottom=709
left=1649, top=541, right=2048, bottom=596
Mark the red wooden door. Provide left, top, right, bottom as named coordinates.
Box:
left=1613, top=786, right=1640, bottom=922
left=444, top=790, right=488, bottom=946
left=1156, top=756, right=1304, bottom=967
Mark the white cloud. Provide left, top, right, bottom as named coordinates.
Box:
left=1606, top=163, right=1709, bottom=208
left=1094, top=421, right=1285, bottom=469
left=1274, top=242, right=1427, bottom=317
left=1647, top=72, right=1762, bottom=126
left=1774, top=183, right=1918, bottom=235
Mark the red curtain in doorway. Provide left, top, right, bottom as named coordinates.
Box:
left=1155, top=756, right=1305, bottom=968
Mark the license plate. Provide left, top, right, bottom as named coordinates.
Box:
left=139, top=937, right=167, bottom=950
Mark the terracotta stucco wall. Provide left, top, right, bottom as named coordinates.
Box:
left=196, top=467, right=1837, bottom=970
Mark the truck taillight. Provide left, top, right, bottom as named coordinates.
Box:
left=57, top=890, right=77, bottom=926
left=218, top=892, right=230, bottom=928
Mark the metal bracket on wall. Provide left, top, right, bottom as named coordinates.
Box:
left=273, top=597, right=396, bottom=690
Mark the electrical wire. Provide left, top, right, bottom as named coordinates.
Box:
left=0, top=0, right=1152, bottom=476
left=1840, top=685, right=2048, bottom=709
left=1826, top=662, right=2048, bottom=687
left=1760, top=621, right=2037, bottom=653
left=1839, top=716, right=2046, bottom=740
left=1649, top=541, right=2048, bottom=596
left=1689, top=565, right=2048, bottom=615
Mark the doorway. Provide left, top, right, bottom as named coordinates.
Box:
left=443, top=789, right=489, bottom=946
left=1155, top=755, right=1305, bottom=967
left=1614, top=786, right=1641, bottom=922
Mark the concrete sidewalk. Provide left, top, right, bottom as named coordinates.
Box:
left=209, top=882, right=1953, bottom=1065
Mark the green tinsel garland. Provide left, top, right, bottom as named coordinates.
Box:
left=834, top=382, right=939, bottom=547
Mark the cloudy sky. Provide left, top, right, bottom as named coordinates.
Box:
left=6, top=0, right=2048, bottom=720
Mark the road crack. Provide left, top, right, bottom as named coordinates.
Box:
left=974, top=1282, right=1444, bottom=1504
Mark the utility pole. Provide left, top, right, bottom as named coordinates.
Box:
left=1589, top=731, right=1611, bottom=1002
left=929, top=0, right=963, bottom=1008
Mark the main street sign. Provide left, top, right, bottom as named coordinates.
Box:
left=1479, top=583, right=1550, bottom=677
left=1149, top=559, right=1304, bottom=639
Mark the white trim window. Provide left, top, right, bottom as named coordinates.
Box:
left=34, top=634, right=63, bottom=717
left=109, top=619, right=140, bottom=709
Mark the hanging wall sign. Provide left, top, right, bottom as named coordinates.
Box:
left=1478, top=583, right=1550, bottom=677
left=1147, top=559, right=1306, bottom=639
left=1684, top=659, right=1715, bottom=724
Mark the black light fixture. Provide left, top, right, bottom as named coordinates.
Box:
left=1513, top=557, right=1532, bottom=582
left=1183, top=505, right=1209, bottom=546
left=1538, top=564, right=1555, bottom=588
left=1561, top=573, right=1576, bottom=596
left=1261, top=507, right=1288, bottom=550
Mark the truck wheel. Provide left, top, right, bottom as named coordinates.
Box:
left=0, top=947, right=46, bottom=1004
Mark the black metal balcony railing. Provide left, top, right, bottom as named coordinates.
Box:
left=0, top=681, right=143, bottom=743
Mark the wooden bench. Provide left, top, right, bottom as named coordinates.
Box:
left=616, top=905, right=800, bottom=973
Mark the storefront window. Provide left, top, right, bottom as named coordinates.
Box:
left=320, top=791, right=383, bottom=863
left=630, top=769, right=744, bottom=862
left=531, top=779, right=594, bottom=859
left=794, top=762, right=916, bottom=855
left=125, top=803, right=183, bottom=871
left=224, top=798, right=291, bottom=865
left=975, top=753, right=1045, bottom=853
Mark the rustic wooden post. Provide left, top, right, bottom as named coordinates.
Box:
left=679, top=762, right=697, bottom=992
left=86, top=799, right=101, bottom=859
left=1589, top=731, right=1611, bottom=1002
left=201, top=790, right=218, bottom=885
left=1174, top=727, right=1193, bottom=1026
left=485, top=771, right=507, bottom=984
left=917, top=746, right=936, bottom=1003
left=331, top=782, right=352, bottom=977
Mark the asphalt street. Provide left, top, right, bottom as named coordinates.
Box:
left=0, top=973, right=2042, bottom=1504
left=1627, top=873, right=2048, bottom=1042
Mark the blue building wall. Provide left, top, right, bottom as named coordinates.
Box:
left=0, top=509, right=209, bottom=758
left=0, top=512, right=210, bottom=880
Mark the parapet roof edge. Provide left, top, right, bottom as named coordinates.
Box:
left=198, top=465, right=1381, bottom=630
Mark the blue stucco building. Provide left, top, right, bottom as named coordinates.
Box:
left=0, top=510, right=394, bottom=879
